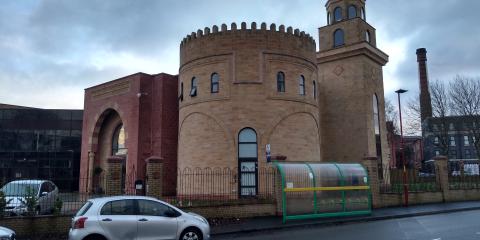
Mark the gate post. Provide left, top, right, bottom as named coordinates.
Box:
left=362, top=157, right=381, bottom=208
left=145, top=157, right=164, bottom=199
left=433, top=155, right=449, bottom=202
left=106, top=156, right=124, bottom=195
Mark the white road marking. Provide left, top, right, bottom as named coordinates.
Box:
left=432, top=238, right=441, bottom=240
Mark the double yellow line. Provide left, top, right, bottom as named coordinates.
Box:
left=284, top=186, right=370, bottom=192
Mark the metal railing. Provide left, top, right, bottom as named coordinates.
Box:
left=380, top=164, right=441, bottom=193
left=448, top=161, right=480, bottom=190
left=0, top=167, right=278, bottom=217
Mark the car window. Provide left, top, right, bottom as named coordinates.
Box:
left=76, top=201, right=93, bottom=216
left=40, top=183, right=49, bottom=193
left=100, top=200, right=135, bottom=215
left=137, top=200, right=171, bottom=217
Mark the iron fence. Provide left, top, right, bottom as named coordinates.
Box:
left=448, top=161, right=480, bottom=190
left=380, top=164, right=441, bottom=193
left=0, top=167, right=278, bottom=217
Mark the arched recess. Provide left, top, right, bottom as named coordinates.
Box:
left=89, top=109, right=127, bottom=194
left=267, top=112, right=320, bottom=162
left=178, top=112, right=234, bottom=170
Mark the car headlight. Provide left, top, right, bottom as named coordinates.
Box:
left=193, top=215, right=209, bottom=225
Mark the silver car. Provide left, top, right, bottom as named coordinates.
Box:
left=1, top=180, right=59, bottom=216
left=69, top=196, right=210, bottom=240
left=0, top=226, right=15, bottom=240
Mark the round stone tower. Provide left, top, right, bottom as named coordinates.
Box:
left=178, top=22, right=320, bottom=196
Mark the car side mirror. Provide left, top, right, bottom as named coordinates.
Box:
left=40, top=192, right=48, bottom=197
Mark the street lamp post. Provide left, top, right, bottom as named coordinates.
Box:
left=395, top=88, right=408, bottom=207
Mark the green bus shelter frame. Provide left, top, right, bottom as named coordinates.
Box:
left=274, top=162, right=372, bottom=223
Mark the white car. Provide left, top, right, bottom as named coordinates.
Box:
left=1, top=180, right=59, bottom=216
left=0, top=226, right=15, bottom=240
left=69, top=196, right=210, bottom=240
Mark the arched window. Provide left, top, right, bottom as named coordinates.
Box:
left=313, top=81, right=317, bottom=99
left=238, top=128, right=258, bottom=196
left=112, top=124, right=127, bottom=156
left=327, top=12, right=331, bottom=25
left=179, top=82, right=184, bottom=101
left=348, top=5, right=357, bottom=19
left=190, top=77, right=198, bottom=97
left=373, top=94, right=382, bottom=177
left=361, top=7, right=366, bottom=20
left=211, top=73, right=219, bottom=93
left=334, top=7, right=343, bottom=22
left=299, top=75, right=305, bottom=95
left=366, top=30, right=371, bottom=43
left=334, top=29, right=345, bottom=47
left=277, top=72, right=285, bottom=92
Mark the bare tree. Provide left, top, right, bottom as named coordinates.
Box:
left=385, top=99, right=399, bottom=134
left=449, top=75, right=480, bottom=160
left=404, top=94, right=422, bottom=136
left=429, top=80, right=451, bottom=156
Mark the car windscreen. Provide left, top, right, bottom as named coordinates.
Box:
left=75, top=201, right=93, bottom=217
left=0, top=182, right=40, bottom=196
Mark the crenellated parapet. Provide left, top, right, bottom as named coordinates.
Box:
left=179, top=22, right=316, bottom=67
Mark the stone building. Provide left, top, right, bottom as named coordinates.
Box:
left=80, top=0, right=390, bottom=197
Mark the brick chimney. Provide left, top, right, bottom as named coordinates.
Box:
left=416, top=48, right=432, bottom=122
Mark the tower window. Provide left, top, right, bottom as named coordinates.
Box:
left=190, top=77, right=198, bottom=97
left=334, top=7, right=343, bottom=22
left=211, top=73, right=219, bottom=93
left=361, top=7, right=366, bottom=20
left=348, top=5, right=357, bottom=19
left=327, top=12, right=331, bottom=25
left=313, top=81, right=317, bottom=99
left=277, top=72, right=285, bottom=93
left=299, top=75, right=305, bottom=95
left=334, top=29, right=345, bottom=47
left=366, top=30, right=371, bottom=43
left=179, top=82, right=184, bottom=101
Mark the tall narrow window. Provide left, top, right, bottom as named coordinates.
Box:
left=277, top=72, right=285, bottom=92
left=334, top=7, right=343, bottom=22
left=211, top=73, right=219, bottom=93
left=327, top=12, right=331, bottom=25
left=179, top=82, right=184, bottom=101
left=313, top=81, right=317, bottom=99
left=299, top=75, right=305, bottom=95
left=190, top=77, right=198, bottom=97
left=238, top=128, right=258, bottom=196
left=373, top=94, right=383, bottom=177
left=366, top=30, right=371, bottom=43
left=464, top=136, right=470, bottom=146
left=434, top=137, right=439, bottom=145
left=361, top=7, right=366, bottom=20
left=334, top=29, right=344, bottom=47
left=348, top=5, right=357, bottom=19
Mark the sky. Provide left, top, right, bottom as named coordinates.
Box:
left=1, top=0, right=480, bottom=109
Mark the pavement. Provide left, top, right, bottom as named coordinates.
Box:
left=210, top=201, right=480, bottom=237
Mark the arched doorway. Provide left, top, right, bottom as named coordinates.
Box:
left=238, top=128, right=258, bottom=197
left=92, top=110, right=128, bottom=194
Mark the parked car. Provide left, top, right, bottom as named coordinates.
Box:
left=69, top=196, right=210, bottom=240
left=1, top=180, right=59, bottom=216
left=0, top=226, right=16, bottom=239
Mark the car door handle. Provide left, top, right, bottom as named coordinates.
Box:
left=102, top=218, right=112, bottom=222
left=138, top=218, right=148, bottom=222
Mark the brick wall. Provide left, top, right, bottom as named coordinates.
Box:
left=0, top=215, right=71, bottom=239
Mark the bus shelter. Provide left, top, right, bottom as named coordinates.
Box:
left=274, top=162, right=371, bottom=223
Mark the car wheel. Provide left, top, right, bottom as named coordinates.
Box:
left=180, top=228, right=202, bottom=240
left=84, top=234, right=107, bottom=240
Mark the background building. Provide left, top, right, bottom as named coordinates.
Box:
left=0, top=104, right=82, bottom=191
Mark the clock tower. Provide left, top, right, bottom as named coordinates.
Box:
left=317, top=0, right=390, bottom=168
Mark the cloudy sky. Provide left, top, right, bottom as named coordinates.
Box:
left=1, top=0, right=479, bottom=109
